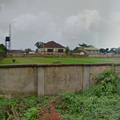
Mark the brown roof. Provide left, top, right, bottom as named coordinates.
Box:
left=72, top=50, right=83, bottom=53
left=42, top=41, right=65, bottom=48
left=8, top=50, right=24, bottom=54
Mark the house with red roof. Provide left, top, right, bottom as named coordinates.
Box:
left=38, top=41, right=65, bottom=55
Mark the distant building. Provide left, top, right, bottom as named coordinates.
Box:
left=8, top=50, right=24, bottom=54
left=38, top=41, right=65, bottom=55
left=72, top=47, right=100, bottom=55
left=28, top=51, right=35, bottom=54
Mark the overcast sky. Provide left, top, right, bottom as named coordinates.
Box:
left=0, top=0, right=120, bottom=50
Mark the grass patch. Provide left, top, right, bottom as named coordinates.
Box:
left=0, top=57, right=120, bottom=65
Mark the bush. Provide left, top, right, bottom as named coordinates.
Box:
left=23, top=107, right=39, bottom=120
left=56, top=66, right=120, bottom=119
left=12, top=59, right=16, bottom=63
left=87, top=65, right=120, bottom=96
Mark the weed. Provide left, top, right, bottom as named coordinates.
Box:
left=56, top=66, right=120, bottom=119
left=12, top=59, right=16, bottom=63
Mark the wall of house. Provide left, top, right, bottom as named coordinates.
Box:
left=0, top=63, right=119, bottom=98
left=38, top=48, right=65, bottom=55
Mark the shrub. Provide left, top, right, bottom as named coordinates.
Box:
left=12, top=59, right=16, bottom=63
left=56, top=66, right=120, bottom=119
left=90, top=65, right=120, bottom=96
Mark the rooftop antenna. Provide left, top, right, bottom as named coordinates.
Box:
left=5, top=24, right=11, bottom=50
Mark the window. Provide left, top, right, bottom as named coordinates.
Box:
left=47, top=49, right=53, bottom=52
left=58, top=49, right=63, bottom=53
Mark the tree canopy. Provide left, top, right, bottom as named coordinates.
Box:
left=0, top=44, right=7, bottom=55
left=24, top=48, right=32, bottom=54
left=78, top=43, right=94, bottom=48
left=65, top=46, right=70, bottom=54
left=35, top=42, right=43, bottom=48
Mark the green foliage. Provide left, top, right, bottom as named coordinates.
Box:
left=35, top=42, right=43, bottom=48
left=65, top=46, right=70, bottom=54
left=0, top=44, right=7, bottom=55
left=22, top=107, right=39, bottom=120
left=24, top=48, right=32, bottom=54
left=110, top=47, right=120, bottom=54
left=78, top=43, right=94, bottom=48
left=86, top=66, right=120, bottom=97
left=0, top=96, right=53, bottom=120
left=12, top=59, right=16, bottom=63
left=56, top=66, right=120, bottom=119
left=57, top=93, right=120, bottom=119
left=74, top=47, right=79, bottom=50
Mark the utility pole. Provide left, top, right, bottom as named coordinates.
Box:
left=5, top=24, right=11, bottom=50
left=9, top=24, right=11, bottom=50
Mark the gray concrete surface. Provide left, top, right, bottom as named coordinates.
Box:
left=0, top=63, right=119, bottom=97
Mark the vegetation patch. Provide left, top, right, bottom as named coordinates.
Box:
left=56, top=66, right=120, bottom=119
left=0, top=96, right=54, bottom=120
left=1, top=57, right=120, bottom=65
left=1, top=66, right=120, bottom=119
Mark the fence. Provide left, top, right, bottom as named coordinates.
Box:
left=0, top=63, right=120, bottom=98
left=6, top=53, right=120, bottom=58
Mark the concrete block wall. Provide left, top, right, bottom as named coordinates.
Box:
left=0, top=63, right=119, bottom=98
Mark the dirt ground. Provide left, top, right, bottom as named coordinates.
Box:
left=38, top=101, right=63, bottom=120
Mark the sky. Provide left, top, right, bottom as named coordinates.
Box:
left=0, top=0, right=120, bottom=50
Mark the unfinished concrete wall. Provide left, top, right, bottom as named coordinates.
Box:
left=0, top=66, right=38, bottom=97
left=0, top=63, right=119, bottom=98
left=44, top=66, right=83, bottom=96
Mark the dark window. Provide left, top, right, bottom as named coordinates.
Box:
left=58, top=49, right=63, bottom=53
left=47, top=49, right=53, bottom=52
left=6, top=37, right=10, bottom=41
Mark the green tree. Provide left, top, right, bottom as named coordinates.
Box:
left=106, top=48, right=109, bottom=53
left=25, top=48, right=32, bottom=54
left=78, top=43, right=94, bottom=48
left=0, top=44, right=7, bottom=55
left=99, top=48, right=106, bottom=53
left=110, top=48, right=116, bottom=53
left=74, top=47, right=79, bottom=51
left=99, top=48, right=110, bottom=53
left=110, top=47, right=120, bottom=54
left=35, top=42, right=43, bottom=48
left=65, top=46, right=70, bottom=54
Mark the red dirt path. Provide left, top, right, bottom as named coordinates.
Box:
left=38, top=101, right=68, bottom=120
left=38, top=102, right=62, bottom=120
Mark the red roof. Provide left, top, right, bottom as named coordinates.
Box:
left=42, top=41, right=65, bottom=48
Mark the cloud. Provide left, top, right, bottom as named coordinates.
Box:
left=62, top=10, right=101, bottom=48
left=11, top=12, right=62, bottom=49
left=13, top=14, right=37, bottom=31
left=83, top=10, right=100, bottom=30
left=1, top=0, right=120, bottom=50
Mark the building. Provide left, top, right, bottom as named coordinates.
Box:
left=38, top=41, right=65, bottom=55
left=7, top=50, right=24, bottom=54
left=72, top=47, right=100, bottom=55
